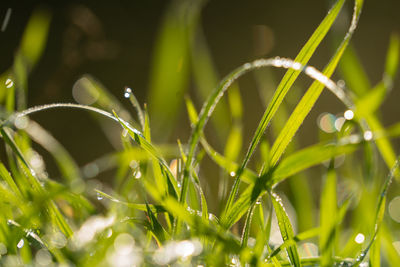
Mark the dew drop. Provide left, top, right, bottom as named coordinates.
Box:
left=96, top=192, right=103, bottom=200
left=124, top=87, right=132, bottom=98
left=337, top=79, right=346, bottom=88
left=122, top=129, right=128, bottom=137
left=17, top=239, right=24, bottom=248
left=230, top=171, right=236, bottom=177
left=5, top=78, right=13, bottom=88
left=129, top=160, right=141, bottom=179
left=177, top=182, right=181, bottom=188
left=344, top=110, right=354, bottom=120
left=355, top=233, right=365, bottom=244
left=363, top=131, right=373, bottom=141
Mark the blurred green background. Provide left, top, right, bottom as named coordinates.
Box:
left=1, top=0, right=399, bottom=179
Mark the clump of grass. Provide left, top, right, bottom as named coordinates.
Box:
left=1, top=0, right=400, bottom=266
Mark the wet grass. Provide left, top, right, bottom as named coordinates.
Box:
left=1, top=0, right=400, bottom=266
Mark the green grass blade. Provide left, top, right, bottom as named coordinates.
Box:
left=271, top=192, right=301, bottom=267
left=320, top=161, right=337, bottom=266
left=223, top=0, right=348, bottom=214
left=146, top=203, right=169, bottom=244
left=352, top=158, right=399, bottom=266
left=384, top=33, right=400, bottom=80
left=267, top=141, right=358, bottom=187
left=269, top=0, right=363, bottom=167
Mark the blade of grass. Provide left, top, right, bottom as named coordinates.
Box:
left=320, top=161, right=337, bottom=266
left=351, top=157, right=399, bottom=266
left=223, top=0, right=351, bottom=215
left=269, top=0, right=363, bottom=168
left=271, top=192, right=301, bottom=267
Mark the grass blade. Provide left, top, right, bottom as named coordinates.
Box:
left=271, top=192, right=301, bottom=267
left=320, top=161, right=337, bottom=266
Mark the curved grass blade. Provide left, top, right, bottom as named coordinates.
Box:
left=271, top=192, right=301, bottom=267
left=269, top=0, right=363, bottom=167
left=351, top=157, right=399, bottom=266
left=223, top=0, right=350, bottom=214
left=266, top=140, right=358, bottom=188
left=183, top=0, right=348, bottom=209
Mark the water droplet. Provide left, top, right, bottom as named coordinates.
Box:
left=106, top=229, right=113, bottom=238
left=5, top=78, right=13, bottom=88
left=230, top=171, right=236, bottom=177
left=344, top=110, right=354, bottom=120
left=97, top=192, right=103, bottom=200
left=129, top=160, right=141, bottom=179
left=177, top=182, right=181, bottom=188
left=337, top=79, right=346, bottom=88
left=363, top=131, right=373, bottom=141
left=124, top=87, right=132, bottom=98
left=14, top=116, right=29, bottom=129
left=17, top=239, right=24, bottom=248
left=355, top=233, right=365, bottom=244
left=256, top=199, right=261, bottom=205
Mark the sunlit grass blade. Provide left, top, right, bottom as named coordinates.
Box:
left=267, top=141, right=358, bottom=187
left=113, top=111, right=179, bottom=198
left=146, top=203, right=169, bottom=244
left=147, top=2, right=200, bottom=138
left=223, top=0, right=352, bottom=215
left=271, top=192, right=301, bottom=267
left=320, top=161, right=337, bottom=266
left=269, top=0, right=363, bottom=167
left=351, top=158, right=399, bottom=266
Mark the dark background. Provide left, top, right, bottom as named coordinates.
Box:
left=1, top=0, right=399, bottom=173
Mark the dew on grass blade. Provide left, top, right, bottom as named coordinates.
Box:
left=344, top=110, right=354, bottom=120
left=363, top=131, right=373, bottom=141
left=230, top=171, right=236, bottom=177
left=354, top=233, right=365, bottom=244
left=17, top=239, right=24, bottom=248
left=14, top=116, right=29, bottom=129
left=337, top=79, right=346, bottom=88
left=96, top=192, right=103, bottom=200
left=124, top=87, right=132, bottom=98
left=129, top=160, right=141, bottom=179
left=5, top=78, right=13, bottom=88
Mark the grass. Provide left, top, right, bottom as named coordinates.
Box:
left=1, top=0, right=400, bottom=266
